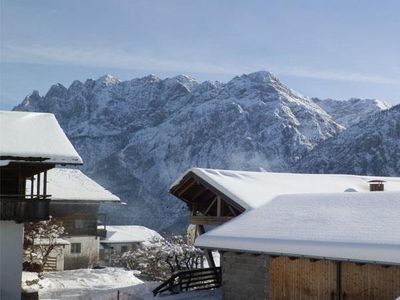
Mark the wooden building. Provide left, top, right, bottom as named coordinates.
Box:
left=0, top=111, right=82, bottom=299
left=195, top=192, right=400, bottom=300
left=35, top=168, right=120, bottom=270
left=170, top=168, right=400, bottom=267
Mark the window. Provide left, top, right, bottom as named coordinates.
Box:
left=71, top=243, right=81, bottom=254
left=121, top=246, right=128, bottom=253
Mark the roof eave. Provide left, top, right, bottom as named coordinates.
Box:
left=196, top=244, right=400, bottom=267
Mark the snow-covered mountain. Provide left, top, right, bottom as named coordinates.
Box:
left=296, top=105, right=400, bottom=176
left=13, top=71, right=394, bottom=231
left=313, top=97, right=391, bottom=128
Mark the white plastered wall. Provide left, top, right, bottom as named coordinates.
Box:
left=0, top=221, right=24, bottom=300
left=64, top=236, right=99, bottom=269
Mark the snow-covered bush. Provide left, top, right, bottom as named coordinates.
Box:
left=23, top=216, right=65, bottom=273
left=118, top=235, right=204, bottom=280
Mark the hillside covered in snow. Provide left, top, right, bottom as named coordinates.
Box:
left=14, top=71, right=395, bottom=231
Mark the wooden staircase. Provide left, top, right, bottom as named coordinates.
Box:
left=152, top=267, right=221, bottom=296
left=43, top=256, right=57, bottom=271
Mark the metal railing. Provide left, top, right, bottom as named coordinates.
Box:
left=152, top=267, right=221, bottom=296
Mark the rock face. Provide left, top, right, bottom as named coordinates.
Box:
left=295, top=105, right=400, bottom=176
left=14, top=71, right=395, bottom=231
left=313, top=97, right=391, bottom=128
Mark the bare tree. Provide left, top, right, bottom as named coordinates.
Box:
left=23, top=216, right=65, bottom=273
left=118, top=235, right=204, bottom=281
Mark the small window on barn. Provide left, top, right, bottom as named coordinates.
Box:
left=71, top=243, right=81, bottom=254
left=121, top=246, right=128, bottom=253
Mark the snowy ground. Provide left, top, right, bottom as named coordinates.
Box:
left=22, top=268, right=222, bottom=300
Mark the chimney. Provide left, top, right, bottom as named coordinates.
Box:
left=368, top=180, right=385, bottom=192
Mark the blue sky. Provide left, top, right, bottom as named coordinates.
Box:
left=1, top=0, right=399, bottom=109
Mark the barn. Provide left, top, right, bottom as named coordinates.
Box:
left=170, top=168, right=400, bottom=298
left=195, top=192, right=400, bottom=300
left=170, top=168, right=400, bottom=268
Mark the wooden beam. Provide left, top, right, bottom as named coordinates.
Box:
left=190, top=215, right=233, bottom=225
left=43, top=170, right=47, bottom=196
left=216, top=196, right=221, bottom=217
left=36, top=172, right=41, bottom=198
left=227, top=204, right=238, bottom=217
left=203, top=197, right=217, bottom=215
left=177, top=179, right=196, bottom=197
left=30, top=176, right=34, bottom=199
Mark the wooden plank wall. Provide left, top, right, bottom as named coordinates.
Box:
left=270, top=256, right=336, bottom=300
left=269, top=256, right=400, bottom=300
left=342, top=262, right=400, bottom=300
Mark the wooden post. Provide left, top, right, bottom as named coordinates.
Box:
left=30, top=176, right=34, bottom=199
left=198, top=225, right=216, bottom=268
left=43, top=171, right=47, bottom=198
left=216, top=196, right=221, bottom=217
left=36, top=173, right=41, bottom=199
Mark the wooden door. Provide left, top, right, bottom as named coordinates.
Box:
left=270, top=257, right=337, bottom=300
left=342, top=262, right=400, bottom=300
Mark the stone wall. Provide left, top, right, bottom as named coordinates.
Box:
left=221, top=252, right=269, bottom=300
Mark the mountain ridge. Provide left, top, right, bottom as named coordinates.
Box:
left=13, top=71, right=394, bottom=231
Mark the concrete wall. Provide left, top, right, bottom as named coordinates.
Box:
left=0, top=221, right=24, bottom=300
left=221, top=252, right=270, bottom=300
left=64, top=236, right=99, bottom=269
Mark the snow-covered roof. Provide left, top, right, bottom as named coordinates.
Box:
left=172, top=168, right=400, bottom=210
left=99, top=225, right=162, bottom=244
left=34, top=238, right=70, bottom=246
left=196, top=192, right=400, bottom=265
left=0, top=111, right=82, bottom=165
left=28, top=168, right=120, bottom=203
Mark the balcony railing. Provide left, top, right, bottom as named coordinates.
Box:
left=0, top=195, right=50, bottom=223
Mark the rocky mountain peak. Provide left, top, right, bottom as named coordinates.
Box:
left=13, top=71, right=397, bottom=231
left=96, top=74, right=121, bottom=86
left=18, top=90, right=42, bottom=109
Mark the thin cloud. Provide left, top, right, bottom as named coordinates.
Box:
left=2, top=44, right=399, bottom=86
left=276, top=66, right=400, bottom=85
left=1, top=44, right=238, bottom=75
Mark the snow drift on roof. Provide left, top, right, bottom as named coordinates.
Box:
left=27, top=168, right=120, bottom=202
left=172, top=168, right=400, bottom=210
left=100, top=225, right=162, bottom=244
left=0, top=111, right=82, bottom=164
left=196, top=192, right=400, bottom=265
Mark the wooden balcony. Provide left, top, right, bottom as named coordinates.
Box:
left=0, top=195, right=50, bottom=223
left=97, top=228, right=107, bottom=238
